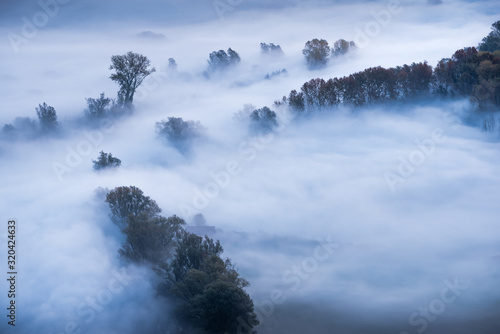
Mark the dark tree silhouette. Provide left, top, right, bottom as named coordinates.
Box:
left=109, top=51, right=156, bottom=108
left=249, top=106, right=278, bottom=134
left=85, top=93, right=111, bottom=120
left=479, top=20, right=500, bottom=52
left=105, top=186, right=161, bottom=229
left=36, top=103, right=58, bottom=132
left=93, top=151, right=121, bottom=171
left=207, top=48, right=241, bottom=73
left=120, top=213, right=185, bottom=264
left=162, top=231, right=259, bottom=334
left=156, top=117, right=205, bottom=151
left=261, top=42, right=284, bottom=56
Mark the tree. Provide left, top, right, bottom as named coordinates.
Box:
left=432, top=58, right=454, bottom=96
left=36, top=102, right=58, bottom=132
left=168, top=58, right=178, bottom=71
left=120, top=213, right=185, bottom=264
left=190, top=280, right=258, bottom=334
left=288, top=90, right=305, bottom=112
left=163, top=231, right=259, bottom=334
left=85, top=93, right=111, bottom=120
left=105, top=186, right=161, bottom=229
left=261, top=42, right=284, bottom=56
left=92, top=151, right=121, bottom=171
left=207, top=48, right=241, bottom=73
left=249, top=106, right=278, bottom=134
left=169, top=232, right=224, bottom=282
left=479, top=20, right=500, bottom=52
left=155, top=117, right=205, bottom=151
left=109, top=51, right=156, bottom=108
left=332, top=39, right=356, bottom=56
left=302, top=39, right=331, bottom=69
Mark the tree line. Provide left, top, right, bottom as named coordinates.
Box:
left=2, top=21, right=499, bottom=144
left=104, top=185, right=259, bottom=334
left=278, top=20, right=500, bottom=112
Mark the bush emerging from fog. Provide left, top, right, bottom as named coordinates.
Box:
left=155, top=117, right=205, bottom=151
left=36, top=102, right=58, bottom=132
left=1, top=117, right=38, bottom=140
left=92, top=151, right=121, bottom=171
left=85, top=93, right=112, bottom=121
left=332, top=39, right=356, bottom=57
left=1, top=103, right=59, bottom=140
left=206, top=48, right=241, bottom=73
left=265, top=68, right=287, bottom=80
left=261, top=42, right=284, bottom=56
left=303, top=38, right=331, bottom=69
left=250, top=106, right=278, bottom=134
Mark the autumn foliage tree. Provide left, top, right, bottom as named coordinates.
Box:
left=302, top=39, right=331, bottom=69
left=332, top=39, right=356, bottom=57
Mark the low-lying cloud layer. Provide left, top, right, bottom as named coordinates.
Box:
left=1, top=0, right=500, bottom=333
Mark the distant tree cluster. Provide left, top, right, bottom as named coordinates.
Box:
left=261, top=42, right=284, bottom=56
left=1, top=102, right=58, bottom=139
left=433, top=47, right=500, bottom=107
left=207, top=48, right=241, bottom=73
left=332, top=39, right=357, bottom=57
left=302, top=38, right=356, bottom=69
left=280, top=61, right=433, bottom=111
left=93, top=151, right=121, bottom=171
left=264, top=69, right=287, bottom=80
left=104, top=186, right=259, bottom=334
left=250, top=106, right=278, bottom=134
left=156, top=117, right=205, bottom=152
left=478, top=20, right=500, bottom=52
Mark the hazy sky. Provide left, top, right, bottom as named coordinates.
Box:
left=1, top=1, right=500, bottom=333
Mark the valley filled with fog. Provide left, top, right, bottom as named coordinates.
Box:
left=1, top=1, right=500, bottom=333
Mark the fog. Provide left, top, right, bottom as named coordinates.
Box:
left=1, top=0, right=500, bottom=333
